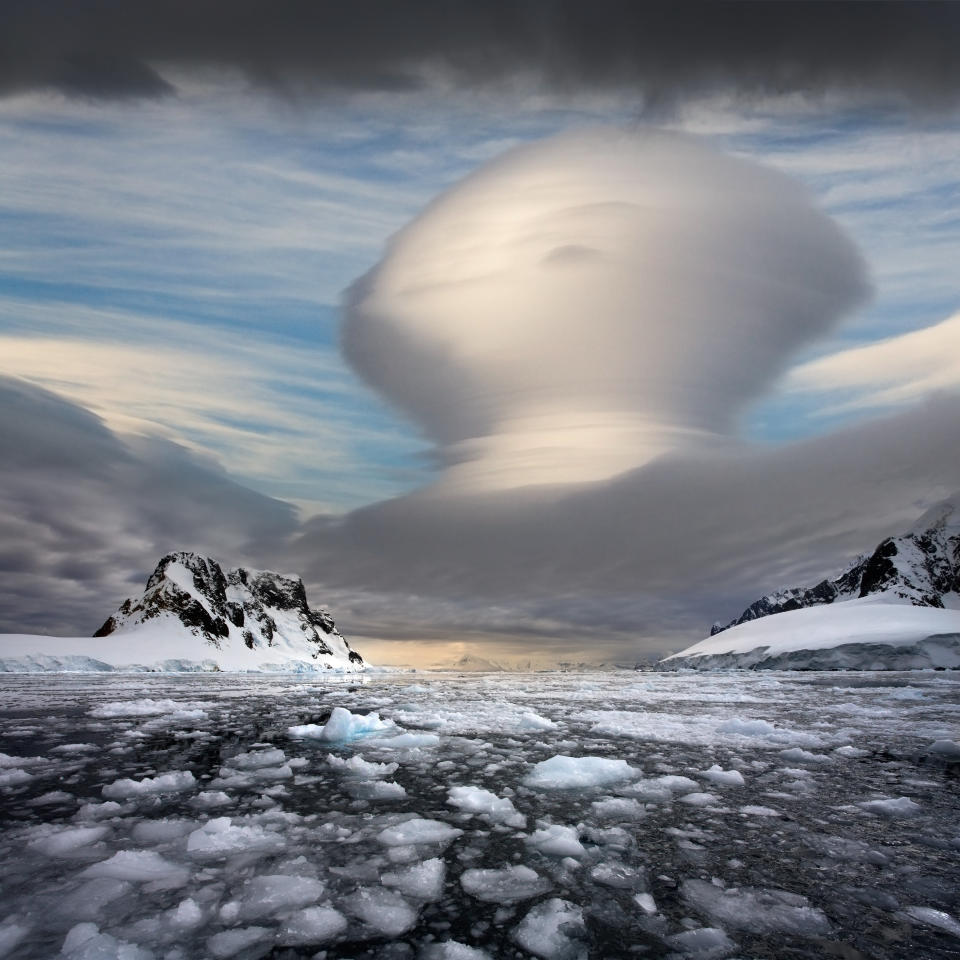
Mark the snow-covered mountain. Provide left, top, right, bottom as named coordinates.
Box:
left=710, top=495, right=960, bottom=636
left=664, top=497, right=960, bottom=671
left=1, top=552, right=365, bottom=673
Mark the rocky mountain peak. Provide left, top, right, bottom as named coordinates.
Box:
left=94, top=551, right=362, bottom=667
left=711, top=495, right=960, bottom=636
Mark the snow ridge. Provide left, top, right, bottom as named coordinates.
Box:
left=711, top=494, right=960, bottom=636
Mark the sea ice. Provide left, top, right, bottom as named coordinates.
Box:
left=381, top=857, right=446, bottom=901
left=513, top=898, right=587, bottom=960
left=377, top=818, right=464, bottom=847
left=523, top=755, right=637, bottom=789
left=327, top=753, right=399, bottom=777
left=237, top=874, right=326, bottom=920
left=858, top=796, right=922, bottom=817
left=461, top=865, right=552, bottom=903
left=700, top=765, right=745, bottom=787
left=186, top=817, right=285, bottom=858
left=348, top=886, right=419, bottom=936
left=101, top=770, right=196, bottom=800
left=447, top=785, right=525, bottom=826
left=682, top=878, right=831, bottom=936
left=667, top=926, right=738, bottom=959
left=206, top=926, right=271, bottom=958
left=527, top=824, right=585, bottom=858
left=80, top=850, right=189, bottom=885
left=277, top=906, right=348, bottom=945
left=288, top=706, right=395, bottom=742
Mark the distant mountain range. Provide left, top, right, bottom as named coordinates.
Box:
left=711, top=495, right=960, bottom=635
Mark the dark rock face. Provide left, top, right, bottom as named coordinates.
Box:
left=93, top=551, right=362, bottom=665
left=711, top=498, right=960, bottom=636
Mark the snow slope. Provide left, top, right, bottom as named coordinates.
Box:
left=711, top=494, right=960, bottom=636
left=0, top=552, right=365, bottom=673
left=663, top=594, right=960, bottom=670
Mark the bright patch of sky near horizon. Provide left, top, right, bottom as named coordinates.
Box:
left=0, top=78, right=958, bottom=514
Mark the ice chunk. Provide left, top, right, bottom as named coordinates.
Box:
left=527, top=824, right=585, bottom=858
left=716, top=718, right=778, bottom=737
left=740, top=805, right=782, bottom=818
left=206, top=926, right=271, bottom=958
left=834, top=745, right=870, bottom=758
left=89, top=699, right=203, bottom=718
left=461, top=865, right=552, bottom=903
left=186, top=817, right=284, bottom=858
left=375, top=732, right=441, bottom=748
left=858, top=796, right=921, bottom=817
left=645, top=775, right=699, bottom=795
left=682, top=878, right=831, bottom=936
left=277, top=906, right=348, bottom=945
left=905, top=906, right=960, bottom=938
left=192, top=790, right=232, bottom=809
left=288, top=706, right=395, bottom=742
left=130, top=819, right=195, bottom=843
left=377, top=818, right=463, bottom=847
left=381, top=857, right=446, bottom=901
left=62, top=923, right=154, bottom=960
left=667, top=926, right=738, bottom=959
left=447, top=785, right=525, bottom=827
left=238, top=874, right=326, bottom=920
left=524, top=755, right=637, bottom=789
left=228, top=748, right=287, bottom=769
left=513, top=898, right=587, bottom=959
left=778, top=748, right=832, bottom=766
left=0, top=768, right=33, bottom=787
left=102, top=770, right=196, bottom=800
left=517, top=712, right=557, bottom=731
left=27, top=825, right=109, bottom=856
left=700, top=765, right=745, bottom=787
left=634, top=893, right=657, bottom=915
left=421, top=942, right=493, bottom=960
left=170, top=898, right=204, bottom=929
left=929, top=739, right=960, bottom=759
left=81, top=850, right=188, bottom=885
left=678, top=792, right=720, bottom=807
left=349, top=886, right=419, bottom=936
left=589, top=862, right=644, bottom=890
left=589, top=797, right=645, bottom=819
left=327, top=754, right=399, bottom=777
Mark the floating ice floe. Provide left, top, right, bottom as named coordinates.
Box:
left=460, top=865, right=552, bottom=903
left=858, top=796, right=922, bottom=817
left=523, top=755, right=637, bottom=789
left=700, top=765, right=745, bottom=787
left=513, top=897, right=587, bottom=960
left=527, top=824, right=585, bottom=858
left=102, top=770, right=196, bottom=800
left=327, top=753, right=399, bottom=777
left=682, top=878, right=831, bottom=936
left=377, top=818, right=464, bottom=847
left=288, top=706, right=396, bottom=742
left=446, top=785, right=525, bottom=827
left=381, top=857, right=446, bottom=901
left=81, top=850, right=189, bottom=886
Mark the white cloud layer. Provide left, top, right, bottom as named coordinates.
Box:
left=344, top=128, right=868, bottom=491
left=787, top=311, right=960, bottom=414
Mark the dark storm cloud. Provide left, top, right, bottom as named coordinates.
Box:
left=0, top=376, right=297, bottom=636
left=2, top=1, right=959, bottom=108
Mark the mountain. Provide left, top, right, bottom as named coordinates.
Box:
left=663, top=497, right=960, bottom=671
left=710, top=495, right=960, bottom=636
left=430, top=654, right=505, bottom=672
left=1, top=552, right=364, bottom=673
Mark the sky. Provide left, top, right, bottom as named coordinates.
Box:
left=1, top=1, right=959, bottom=666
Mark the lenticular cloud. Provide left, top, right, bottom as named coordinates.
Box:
left=343, top=128, right=868, bottom=492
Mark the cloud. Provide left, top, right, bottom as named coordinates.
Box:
left=343, top=128, right=868, bottom=491
left=787, top=311, right=960, bottom=413
left=1, top=2, right=958, bottom=109
left=280, top=128, right=960, bottom=657
left=0, top=375, right=297, bottom=635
